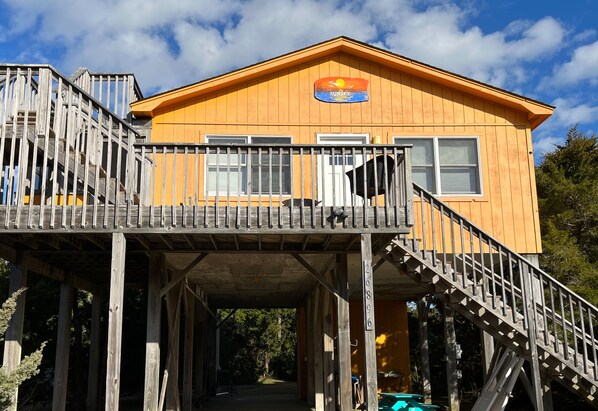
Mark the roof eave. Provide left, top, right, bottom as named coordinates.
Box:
left=131, top=39, right=346, bottom=116
left=131, top=37, right=554, bottom=123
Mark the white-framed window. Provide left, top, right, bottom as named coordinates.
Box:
left=394, top=136, right=482, bottom=195
left=205, top=135, right=292, bottom=195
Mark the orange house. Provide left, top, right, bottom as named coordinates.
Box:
left=3, top=38, right=597, bottom=411
left=129, top=36, right=566, bottom=409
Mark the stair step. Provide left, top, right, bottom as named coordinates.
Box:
left=386, top=223, right=598, bottom=407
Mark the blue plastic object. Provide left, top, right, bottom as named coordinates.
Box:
left=378, top=392, right=440, bottom=411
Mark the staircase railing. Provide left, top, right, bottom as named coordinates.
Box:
left=0, top=64, right=143, bottom=229
left=406, top=183, right=598, bottom=386
left=70, top=68, right=143, bottom=121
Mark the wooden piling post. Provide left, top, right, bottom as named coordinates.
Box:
left=306, top=293, right=315, bottom=407
left=194, top=287, right=206, bottom=404
left=105, top=233, right=126, bottom=411
left=336, top=254, right=352, bottom=411
left=313, top=286, right=324, bottom=411
left=143, top=253, right=162, bottom=411
left=52, top=277, right=74, bottom=411
left=443, top=302, right=460, bottom=411
left=418, top=296, right=432, bottom=404
left=361, top=234, right=378, bottom=411
left=322, top=285, right=336, bottom=410
left=87, top=289, right=103, bottom=411
left=183, top=288, right=195, bottom=411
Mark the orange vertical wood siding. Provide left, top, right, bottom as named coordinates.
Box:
left=150, top=52, right=541, bottom=253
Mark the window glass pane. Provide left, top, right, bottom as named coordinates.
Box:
left=329, top=155, right=354, bottom=166
left=252, top=137, right=291, bottom=145
left=207, top=138, right=247, bottom=165
left=399, top=139, right=434, bottom=165
left=250, top=166, right=291, bottom=194
left=206, top=166, right=247, bottom=194
left=413, top=167, right=435, bottom=193
left=440, top=167, right=478, bottom=194
left=208, top=137, right=247, bottom=144
left=438, top=139, right=477, bottom=165
left=207, top=136, right=292, bottom=195
left=249, top=137, right=291, bottom=194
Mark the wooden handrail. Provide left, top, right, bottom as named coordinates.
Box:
left=410, top=182, right=598, bottom=384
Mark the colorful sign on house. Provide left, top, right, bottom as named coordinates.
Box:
left=314, top=77, right=369, bottom=103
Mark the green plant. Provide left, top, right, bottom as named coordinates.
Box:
left=0, top=288, right=46, bottom=409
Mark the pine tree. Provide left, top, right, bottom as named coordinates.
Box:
left=536, top=127, right=598, bottom=304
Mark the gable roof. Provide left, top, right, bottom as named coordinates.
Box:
left=131, top=36, right=554, bottom=129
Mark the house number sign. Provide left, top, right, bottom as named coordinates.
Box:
left=362, top=261, right=374, bottom=331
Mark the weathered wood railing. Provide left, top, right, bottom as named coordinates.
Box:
left=0, top=68, right=415, bottom=232
left=407, top=184, right=598, bottom=387
left=0, top=64, right=143, bottom=229
left=70, top=68, right=143, bottom=120
left=134, top=143, right=413, bottom=231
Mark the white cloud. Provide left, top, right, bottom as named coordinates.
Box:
left=551, top=41, right=598, bottom=86
left=552, top=97, right=598, bottom=126
left=381, top=13, right=565, bottom=87
left=0, top=0, right=568, bottom=94
left=533, top=135, right=562, bottom=158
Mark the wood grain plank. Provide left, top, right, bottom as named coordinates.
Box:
left=105, top=233, right=126, bottom=411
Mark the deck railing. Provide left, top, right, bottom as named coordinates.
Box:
left=0, top=65, right=143, bottom=228
left=134, top=143, right=413, bottom=230
left=408, top=184, right=598, bottom=384
left=70, top=68, right=143, bottom=121
left=0, top=65, right=414, bottom=232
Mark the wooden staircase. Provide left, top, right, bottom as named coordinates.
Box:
left=0, top=65, right=141, bottom=217
left=381, top=184, right=598, bottom=409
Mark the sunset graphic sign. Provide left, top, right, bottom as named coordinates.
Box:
left=314, top=77, right=369, bottom=103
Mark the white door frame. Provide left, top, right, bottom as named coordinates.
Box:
left=316, top=133, right=369, bottom=206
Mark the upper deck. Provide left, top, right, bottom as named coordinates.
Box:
left=0, top=65, right=414, bottom=237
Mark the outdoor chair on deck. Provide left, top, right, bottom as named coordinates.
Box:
left=346, top=155, right=395, bottom=201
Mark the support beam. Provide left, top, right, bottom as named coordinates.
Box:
left=481, top=331, right=494, bottom=382
left=361, top=234, right=378, bottom=411
left=194, top=292, right=206, bottom=404
left=523, top=254, right=553, bottom=411
left=164, top=277, right=183, bottom=410
left=52, top=277, right=74, bottom=411
left=322, top=285, right=335, bottom=410
left=313, top=287, right=324, bottom=411
left=105, top=233, right=127, bottom=411
left=443, top=302, right=460, bottom=411
left=87, top=289, right=103, bottom=411
left=183, top=289, right=195, bottom=411
left=2, top=255, right=27, bottom=411
left=336, top=254, right=352, bottom=411
left=306, top=293, right=315, bottom=407
left=297, top=306, right=307, bottom=400
left=541, top=374, right=554, bottom=411
left=417, top=296, right=432, bottom=404
left=160, top=253, right=207, bottom=297
left=185, top=283, right=217, bottom=320
left=472, top=345, right=525, bottom=411
left=143, top=253, right=162, bottom=411
left=292, top=254, right=337, bottom=297
left=521, top=261, right=544, bottom=411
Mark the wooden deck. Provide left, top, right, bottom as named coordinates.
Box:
left=0, top=204, right=410, bottom=234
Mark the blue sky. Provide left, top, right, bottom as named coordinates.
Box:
left=1, top=0, right=597, bottom=162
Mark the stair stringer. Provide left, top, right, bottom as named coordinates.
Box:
left=383, top=237, right=598, bottom=407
